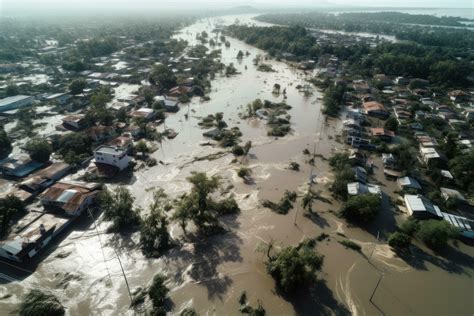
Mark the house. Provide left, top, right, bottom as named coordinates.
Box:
left=181, top=77, right=195, bottom=87
left=352, top=81, right=370, bottom=94
left=449, top=90, right=469, bottom=103
left=404, top=194, right=442, bottom=219
left=394, top=77, right=409, bottom=85
left=168, top=86, right=192, bottom=97
left=353, top=166, right=367, bottom=184
left=0, top=157, right=45, bottom=178
left=346, top=108, right=366, bottom=122
left=342, top=119, right=362, bottom=131
left=106, top=135, right=133, bottom=153
left=363, top=101, right=389, bottom=119
left=40, top=181, right=102, bottom=216
left=130, top=108, right=155, bottom=121
left=347, top=182, right=382, bottom=197
left=163, top=99, right=180, bottom=112
left=394, top=107, right=412, bottom=123
left=93, top=145, right=131, bottom=171
left=440, top=212, right=474, bottom=239
left=46, top=93, right=71, bottom=105
left=0, top=212, right=71, bottom=262
left=0, top=95, right=34, bottom=112
left=85, top=125, right=116, bottom=142
left=62, top=114, right=88, bottom=131
left=409, top=78, right=430, bottom=88
left=397, top=176, right=422, bottom=191
left=122, top=125, right=142, bottom=139
left=382, top=153, right=397, bottom=169
left=416, top=135, right=438, bottom=148
left=384, top=168, right=402, bottom=180
left=19, top=162, right=71, bottom=194
left=109, top=101, right=132, bottom=112
left=370, top=128, right=395, bottom=142
left=440, top=170, right=454, bottom=181
left=419, top=147, right=440, bottom=164
left=440, top=187, right=465, bottom=203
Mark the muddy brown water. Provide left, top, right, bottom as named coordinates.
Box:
left=1, top=14, right=473, bottom=316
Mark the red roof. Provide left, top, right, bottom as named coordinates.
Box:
left=363, top=101, right=386, bottom=111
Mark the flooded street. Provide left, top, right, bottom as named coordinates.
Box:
left=1, top=14, right=473, bottom=316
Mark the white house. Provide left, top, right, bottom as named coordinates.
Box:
left=94, top=145, right=131, bottom=171
left=419, top=146, right=440, bottom=164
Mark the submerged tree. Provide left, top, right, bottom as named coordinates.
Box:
left=140, top=188, right=172, bottom=258
left=262, top=239, right=324, bottom=293
left=99, top=186, right=140, bottom=232
left=18, top=289, right=65, bottom=316
left=148, top=274, right=169, bottom=316
left=172, top=172, right=240, bottom=234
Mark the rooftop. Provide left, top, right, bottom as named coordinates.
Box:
left=94, top=145, right=127, bottom=155
left=0, top=95, right=32, bottom=107
left=404, top=194, right=442, bottom=218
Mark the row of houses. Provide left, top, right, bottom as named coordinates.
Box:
left=0, top=181, right=102, bottom=262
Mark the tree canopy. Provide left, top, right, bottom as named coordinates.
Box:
left=25, top=138, right=53, bottom=163
left=99, top=186, right=140, bottom=232
left=264, top=239, right=324, bottom=293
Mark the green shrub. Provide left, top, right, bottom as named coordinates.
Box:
left=340, top=194, right=381, bottom=222
left=388, top=232, right=411, bottom=250
left=338, top=239, right=361, bottom=251
left=416, top=220, right=458, bottom=249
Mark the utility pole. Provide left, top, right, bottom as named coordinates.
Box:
left=113, top=248, right=133, bottom=304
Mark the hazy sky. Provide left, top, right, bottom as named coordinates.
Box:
left=1, top=0, right=473, bottom=9
left=0, top=0, right=472, bottom=16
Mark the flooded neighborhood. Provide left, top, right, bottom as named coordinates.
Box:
left=0, top=3, right=473, bottom=316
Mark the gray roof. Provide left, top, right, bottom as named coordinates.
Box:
left=397, top=176, right=422, bottom=190
left=0, top=95, right=32, bottom=107
left=404, top=194, right=442, bottom=218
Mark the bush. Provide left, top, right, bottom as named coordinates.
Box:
left=18, top=289, right=65, bottom=316
left=237, top=167, right=251, bottom=179
left=388, top=232, right=411, bottom=250
left=416, top=220, right=458, bottom=249
left=399, top=219, right=419, bottom=236
left=338, top=239, right=361, bottom=251
left=289, top=161, right=300, bottom=171
left=262, top=190, right=297, bottom=215
left=232, top=145, right=245, bottom=156
left=340, top=194, right=381, bottom=223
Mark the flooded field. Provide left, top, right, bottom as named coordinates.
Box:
left=0, top=14, right=473, bottom=316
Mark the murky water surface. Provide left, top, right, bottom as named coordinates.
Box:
left=0, top=14, right=472, bottom=316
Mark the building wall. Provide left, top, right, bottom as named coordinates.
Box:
left=94, top=150, right=130, bottom=170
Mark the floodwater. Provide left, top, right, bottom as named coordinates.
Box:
left=1, top=14, right=473, bottom=316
